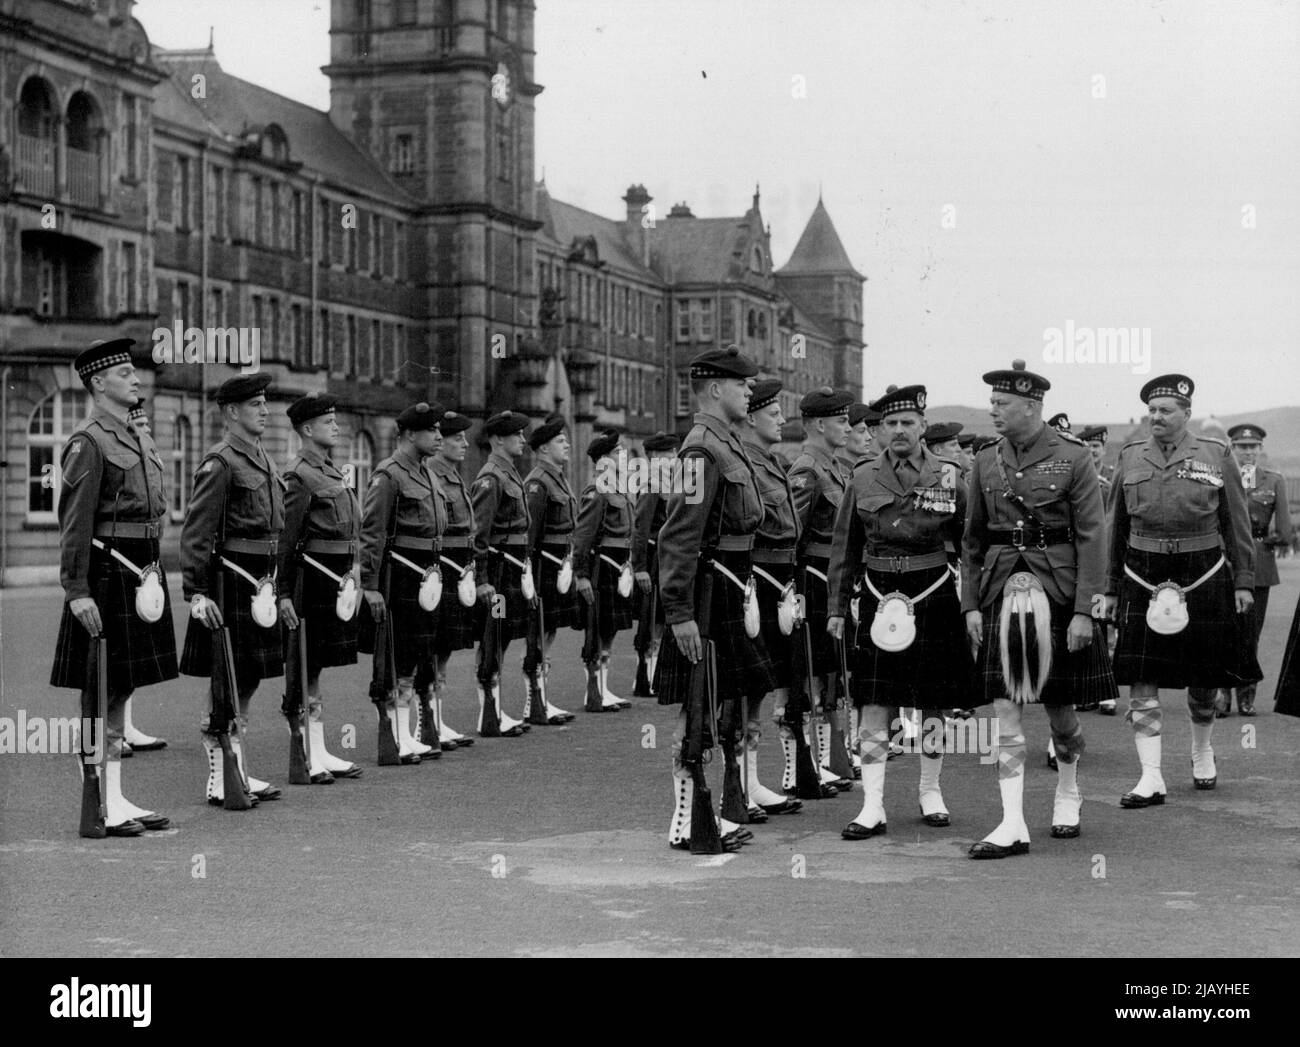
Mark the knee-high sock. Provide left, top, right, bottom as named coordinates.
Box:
left=918, top=753, right=946, bottom=816
left=1127, top=693, right=1165, bottom=795
left=852, top=731, right=889, bottom=827
left=981, top=733, right=1028, bottom=846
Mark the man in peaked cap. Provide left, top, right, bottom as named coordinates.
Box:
left=50, top=339, right=176, bottom=836
left=180, top=371, right=285, bottom=807
left=1076, top=425, right=1113, bottom=498
left=1215, top=424, right=1293, bottom=716
left=631, top=431, right=680, bottom=697
left=1047, top=412, right=1072, bottom=435
left=963, top=360, right=1116, bottom=856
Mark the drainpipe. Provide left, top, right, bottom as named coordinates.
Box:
left=0, top=365, right=10, bottom=586
left=199, top=140, right=210, bottom=444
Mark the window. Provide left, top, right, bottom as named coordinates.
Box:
left=27, top=390, right=90, bottom=522
left=615, top=286, right=625, bottom=333
left=173, top=157, right=191, bottom=228
left=497, top=0, right=510, bottom=36
left=395, top=0, right=417, bottom=25
left=381, top=322, right=395, bottom=381
left=674, top=373, right=691, bottom=417
left=319, top=197, right=333, bottom=263
left=319, top=308, right=331, bottom=370
left=118, top=241, right=136, bottom=313
left=395, top=324, right=406, bottom=374
left=251, top=176, right=264, bottom=244
left=373, top=216, right=384, bottom=276
left=173, top=281, right=191, bottom=330
left=251, top=294, right=263, bottom=334
left=368, top=318, right=380, bottom=378
left=435, top=0, right=456, bottom=51
left=676, top=298, right=691, bottom=341
left=123, top=95, right=139, bottom=180
left=170, top=416, right=193, bottom=522
left=751, top=246, right=764, bottom=273
left=720, top=301, right=734, bottom=343
left=698, top=299, right=714, bottom=341
left=348, top=431, right=376, bottom=495
left=747, top=309, right=757, bottom=338
left=393, top=134, right=414, bottom=175
left=210, top=165, right=226, bottom=239
left=757, top=310, right=768, bottom=343
left=346, top=314, right=357, bottom=373
left=209, top=286, right=225, bottom=327
left=268, top=298, right=279, bottom=359
left=292, top=190, right=304, bottom=255
left=291, top=304, right=305, bottom=367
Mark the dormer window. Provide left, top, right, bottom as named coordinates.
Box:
left=751, top=246, right=764, bottom=273
left=263, top=124, right=289, bottom=164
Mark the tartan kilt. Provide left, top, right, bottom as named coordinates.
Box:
left=850, top=565, right=971, bottom=709
left=1113, top=547, right=1262, bottom=689
left=633, top=549, right=664, bottom=653
left=1275, top=592, right=1300, bottom=717
left=538, top=542, right=584, bottom=633
left=293, top=551, right=358, bottom=672
left=357, top=549, right=438, bottom=674
left=434, top=544, right=478, bottom=653
left=50, top=539, right=178, bottom=693
left=654, top=551, right=777, bottom=707
left=974, top=591, right=1117, bottom=707
left=180, top=550, right=283, bottom=687
left=753, top=561, right=797, bottom=690
left=591, top=548, right=636, bottom=639
left=799, top=556, right=839, bottom=675
left=472, top=551, right=533, bottom=647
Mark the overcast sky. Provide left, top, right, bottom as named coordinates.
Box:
left=135, top=0, right=1298, bottom=421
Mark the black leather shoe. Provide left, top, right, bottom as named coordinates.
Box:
left=310, top=771, right=335, bottom=785
left=761, top=798, right=803, bottom=815
left=136, top=813, right=170, bottom=831
left=1097, top=701, right=1117, bottom=716
left=120, top=743, right=134, bottom=758
left=828, top=777, right=854, bottom=792
left=440, top=741, right=459, bottom=751
left=1193, top=775, right=1217, bottom=790
left=253, top=784, right=283, bottom=800
left=1047, top=752, right=1058, bottom=771
left=723, top=828, right=754, bottom=845
left=208, top=795, right=259, bottom=807
left=968, top=839, right=1029, bottom=859
left=500, top=725, right=525, bottom=738
left=745, top=807, right=769, bottom=824
left=1050, top=823, right=1080, bottom=838
left=106, top=819, right=146, bottom=837
left=920, top=810, right=951, bottom=828
left=1119, top=790, right=1165, bottom=808
left=129, top=738, right=167, bottom=751
left=330, top=764, right=363, bottom=778
left=672, top=836, right=742, bottom=853
left=1238, top=703, right=1256, bottom=717
left=451, top=736, right=474, bottom=747
left=841, top=820, right=887, bottom=840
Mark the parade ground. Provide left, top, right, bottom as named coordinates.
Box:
left=3, top=564, right=1298, bottom=959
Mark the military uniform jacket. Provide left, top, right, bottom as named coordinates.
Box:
left=741, top=435, right=800, bottom=548
left=789, top=444, right=849, bottom=557
left=572, top=476, right=633, bottom=577
left=631, top=487, right=668, bottom=573
left=1107, top=430, right=1255, bottom=593
left=181, top=430, right=285, bottom=600
left=829, top=446, right=965, bottom=616
left=657, top=412, right=765, bottom=625
left=1242, top=466, right=1293, bottom=587
left=470, top=450, right=531, bottom=575
left=278, top=445, right=361, bottom=597
left=524, top=459, right=577, bottom=557
left=962, top=424, right=1106, bottom=615
left=360, top=444, right=445, bottom=590
left=430, top=456, right=473, bottom=536
left=58, top=406, right=168, bottom=601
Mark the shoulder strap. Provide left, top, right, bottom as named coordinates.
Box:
left=993, top=446, right=1049, bottom=529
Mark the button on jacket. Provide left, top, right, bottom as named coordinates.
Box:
left=360, top=444, right=445, bottom=590
left=741, top=435, right=800, bottom=548
left=1107, top=429, right=1255, bottom=593
left=58, top=406, right=168, bottom=601
left=657, top=413, right=764, bottom=625
left=788, top=444, right=848, bottom=555
left=962, top=424, right=1107, bottom=615
left=1242, top=466, right=1293, bottom=587
left=278, top=445, right=361, bottom=596
left=524, top=459, right=577, bottom=558
left=829, top=446, right=965, bottom=616
left=572, top=473, right=633, bottom=578
left=470, top=450, right=531, bottom=575
left=181, top=430, right=285, bottom=599
left=430, top=456, right=473, bottom=536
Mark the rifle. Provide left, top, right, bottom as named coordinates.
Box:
left=720, top=698, right=747, bottom=825
left=583, top=552, right=604, bottom=712
left=525, top=573, right=551, bottom=726
left=790, top=571, right=827, bottom=800
left=684, top=565, right=725, bottom=853
left=826, top=635, right=855, bottom=781
left=78, top=622, right=108, bottom=838
left=283, top=570, right=312, bottom=785
left=371, top=553, right=401, bottom=765
left=477, top=557, right=505, bottom=736
left=213, top=569, right=255, bottom=810
left=633, top=561, right=657, bottom=696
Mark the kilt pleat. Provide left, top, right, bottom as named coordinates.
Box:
left=471, top=554, right=533, bottom=648
left=180, top=550, right=283, bottom=687
left=50, top=539, right=178, bottom=694
left=591, top=549, right=635, bottom=638
left=1112, top=547, right=1262, bottom=689
left=538, top=543, right=584, bottom=633
left=434, top=544, right=478, bottom=653
left=357, top=548, right=438, bottom=675
left=753, top=561, right=797, bottom=690
left=799, top=556, right=839, bottom=676
left=293, top=551, right=358, bottom=672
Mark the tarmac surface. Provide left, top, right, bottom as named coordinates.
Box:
left=2, top=564, right=1299, bottom=957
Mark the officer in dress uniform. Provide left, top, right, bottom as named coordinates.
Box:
left=277, top=393, right=364, bottom=782
left=828, top=384, right=970, bottom=839
left=359, top=402, right=446, bottom=763
left=1216, top=424, right=1294, bottom=716
left=471, top=411, right=535, bottom=737
left=573, top=430, right=636, bottom=712
left=738, top=379, right=804, bottom=819
left=522, top=413, right=580, bottom=724
left=180, top=372, right=285, bottom=806
left=789, top=388, right=856, bottom=794
left=422, top=411, right=477, bottom=748
left=51, top=341, right=176, bottom=836
left=1106, top=376, right=1260, bottom=806
left=963, top=361, right=1117, bottom=857
left=631, top=432, right=680, bottom=697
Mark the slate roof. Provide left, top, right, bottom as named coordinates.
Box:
left=537, top=188, right=654, bottom=278
left=778, top=197, right=862, bottom=278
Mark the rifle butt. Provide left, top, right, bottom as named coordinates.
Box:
left=287, top=722, right=311, bottom=784
left=827, top=714, right=855, bottom=780
left=525, top=673, right=551, bottom=726
left=376, top=705, right=401, bottom=765
left=220, top=734, right=255, bottom=810
left=78, top=766, right=106, bottom=838
left=792, top=722, right=824, bottom=801
left=689, top=770, right=724, bottom=854
left=417, top=690, right=441, bottom=747
left=633, top=657, right=652, bottom=698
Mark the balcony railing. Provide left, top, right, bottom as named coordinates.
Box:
left=67, top=147, right=100, bottom=207
left=16, top=134, right=56, bottom=197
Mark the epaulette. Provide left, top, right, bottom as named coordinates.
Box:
left=1198, top=434, right=1228, bottom=449
left=1120, top=437, right=1146, bottom=450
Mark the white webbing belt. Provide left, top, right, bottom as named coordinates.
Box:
left=862, top=565, right=956, bottom=606
left=92, top=538, right=146, bottom=580
left=220, top=556, right=272, bottom=591
left=303, top=553, right=348, bottom=584
left=1123, top=556, right=1225, bottom=594
left=710, top=559, right=751, bottom=594
left=750, top=564, right=787, bottom=593
left=389, top=551, right=428, bottom=578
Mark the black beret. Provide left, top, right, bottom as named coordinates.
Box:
left=957, top=432, right=978, bottom=449
left=847, top=403, right=873, bottom=426
left=287, top=392, right=337, bottom=427
left=973, top=435, right=1002, bottom=454
left=397, top=401, right=446, bottom=432
left=1047, top=412, right=1071, bottom=433
left=216, top=371, right=272, bottom=405
left=923, top=421, right=962, bottom=444
left=1077, top=425, right=1109, bottom=443
left=749, top=379, right=784, bottom=413
left=483, top=410, right=530, bottom=437
left=1140, top=374, right=1194, bottom=405
left=873, top=384, right=927, bottom=418
left=982, top=359, right=1050, bottom=401
left=780, top=420, right=807, bottom=443
left=587, top=429, right=622, bottom=461
left=75, top=338, right=135, bottom=382
left=864, top=405, right=883, bottom=425
left=800, top=386, right=854, bottom=418
left=1228, top=423, right=1265, bottom=443
left=689, top=344, right=760, bottom=379
left=643, top=431, right=680, bottom=453
left=528, top=412, right=568, bottom=449
left=438, top=410, right=473, bottom=435
left=127, top=397, right=148, bottom=419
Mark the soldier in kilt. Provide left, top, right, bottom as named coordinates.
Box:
left=522, top=413, right=580, bottom=724
left=655, top=346, right=776, bottom=851
left=631, top=432, right=680, bottom=697
left=962, top=361, right=1117, bottom=857
left=827, top=385, right=970, bottom=840
left=471, top=411, right=535, bottom=738
left=421, top=411, right=477, bottom=748
left=574, top=430, right=637, bottom=712
left=50, top=341, right=176, bottom=836
left=180, top=372, right=285, bottom=806
left=1106, top=376, right=1261, bottom=807
left=738, top=380, right=803, bottom=818
left=276, top=393, right=364, bottom=783
left=359, top=403, right=447, bottom=763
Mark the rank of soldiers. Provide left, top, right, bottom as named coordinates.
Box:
left=52, top=338, right=1282, bottom=861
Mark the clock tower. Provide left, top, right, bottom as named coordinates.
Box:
left=324, top=0, right=542, bottom=415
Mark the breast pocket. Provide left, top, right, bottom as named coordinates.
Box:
left=1028, top=475, right=1067, bottom=511
left=722, top=464, right=761, bottom=529
left=1121, top=469, right=1154, bottom=515
left=231, top=470, right=271, bottom=526
left=317, top=483, right=354, bottom=531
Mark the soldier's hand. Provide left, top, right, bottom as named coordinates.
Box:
left=476, top=583, right=496, bottom=604
left=70, top=597, right=102, bottom=637
left=1235, top=588, right=1254, bottom=614
left=1066, top=613, right=1093, bottom=653
left=363, top=588, right=386, bottom=623
left=635, top=570, right=651, bottom=594
left=1102, top=595, right=1119, bottom=621
left=576, top=578, right=594, bottom=603
left=965, top=610, right=983, bottom=656
left=191, top=595, right=224, bottom=629
left=827, top=615, right=845, bottom=641
left=672, top=620, right=702, bottom=663
left=279, top=597, right=299, bottom=630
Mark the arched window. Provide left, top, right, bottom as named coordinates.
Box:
left=65, top=90, right=104, bottom=207
left=348, top=430, right=376, bottom=494
left=16, top=77, right=57, bottom=196
left=28, top=390, right=91, bottom=522
left=757, top=311, right=768, bottom=342
left=169, top=416, right=193, bottom=521
left=751, top=246, right=764, bottom=273
left=747, top=309, right=757, bottom=337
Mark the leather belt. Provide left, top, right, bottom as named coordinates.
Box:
left=94, top=519, right=163, bottom=539
left=391, top=534, right=434, bottom=551
left=221, top=537, right=276, bottom=555
left=863, top=550, right=949, bottom=573
left=440, top=534, right=471, bottom=549
left=543, top=530, right=573, bottom=541
left=987, top=526, right=1074, bottom=549
left=491, top=536, right=528, bottom=549
left=1128, top=532, right=1222, bottom=554
left=303, top=539, right=356, bottom=555
left=803, top=541, right=833, bottom=559
left=713, top=534, right=755, bottom=552
left=599, top=537, right=630, bottom=550
left=751, top=545, right=797, bottom=565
